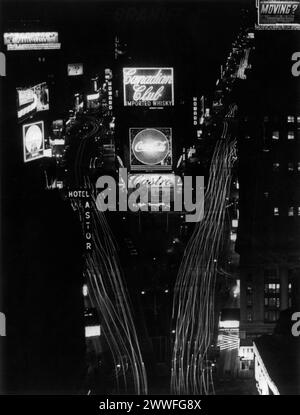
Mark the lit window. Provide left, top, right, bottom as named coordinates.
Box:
left=197, top=130, right=203, bottom=139
left=297, top=116, right=300, bottom=123
left=230, top=232, right=237, bottom=242
left=272, top=131, right=279, bottom=140
left=274, top=207, right=279, bottom=216
left=287, top=116, right=295, bottom=123
left=288, top=207, right=294, bottom=216
left=273, top=163, right=280, bottom=171
left=288, top=131, right=295, bottom=140
left=264, top=192, right=269, bottom=198
left=82, top=284, right=88, bottom=297
left=298, top=207, right=300, bottom=216
left=247, top=312, right=253, bottom=322
left=288, top=162, right=294, bottom=171
left=232, top=219, right=238, bottom=227
left=245, top=134, right=251, bottom=140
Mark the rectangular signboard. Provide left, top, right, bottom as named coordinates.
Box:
left=123, top=67, right=174, bottom=107
left=256, top=0, right=300, bottom=28
left=4, top=32, right=61, bottom=50
left=22, top=121, right=45, bottom=163
left=129, top=127, right=172, bottom=171
left=67, top=63, right=84, bottom=76
left=17, top=82, right=50, bottom=121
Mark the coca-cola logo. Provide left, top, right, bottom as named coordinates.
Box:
left=132, top=129, right=169, bottom=165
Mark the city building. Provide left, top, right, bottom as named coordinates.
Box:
left=237, top=31, right=300, bottom=341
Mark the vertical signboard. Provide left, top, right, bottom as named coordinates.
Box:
left=22, top=121, right=45, bottom=163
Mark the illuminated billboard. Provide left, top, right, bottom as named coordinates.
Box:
left=129, top=128, right=172, bottom=171
left=125, top=173, right=182, bottom=212
left=17, top=82, right=49, bottom=121
left=67, top=63, right=83, bottom=76
left=123, top=68, right=174, bottom=107
left=256, top=0, right=300, bottom=28
left=4, top=32, right=61, bottom=50
left=22, top=121, right=45, bottom=163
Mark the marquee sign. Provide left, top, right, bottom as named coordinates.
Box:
left=123, top=68, right=174, bottom=107
left=129, top=128, right=172, bottom=171
left=4, top=32, right=61, bottom=50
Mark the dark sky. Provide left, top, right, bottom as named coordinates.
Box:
left=1, top=1, right=253, bottom=96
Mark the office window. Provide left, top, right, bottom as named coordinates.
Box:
left=287, top=116, right=295, bottom=123
left=288, top=207, right=294, bottom=216
left=246, top=283, right=253, bottom=307
left=272, top=131, right=279, bottom=140
left=264, top=280, right=280, bottom=323
left=230, top=233, right=237, bottom=242
left=265, top=297, right=280, bottom=307
left=246, top=284, right=253, bottom=294
left=273, top=207, right=279, bottom=216
left=288, top=162, right=294, bottom=172
left=232, top=219, right=238, bottom=228
left=273, top=163, right=280, bottom=171
left=288, top=131, right=295, bottom=140
left=264, top=282, right=280, bottom=294
left=264, top=310, right=279, bottom=322
left=264, top=269, right=277, bottom=278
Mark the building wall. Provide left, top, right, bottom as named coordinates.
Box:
left=238, top=114, right=300, bottom=339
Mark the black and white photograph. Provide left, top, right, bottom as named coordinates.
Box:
left=0, top=0, right=299, bottom=406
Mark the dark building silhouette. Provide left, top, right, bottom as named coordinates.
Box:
left=237, top=31, right=300, bottom=340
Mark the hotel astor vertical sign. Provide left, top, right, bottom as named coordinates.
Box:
left=123, top=67, right=174, bottom=107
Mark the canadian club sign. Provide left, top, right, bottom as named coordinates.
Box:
left=123, top=67, right=174, bottom=107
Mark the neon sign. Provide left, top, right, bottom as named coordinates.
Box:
left=130, top=128, right=172, bottom=170
left=22, top=121, right=45, bottom=163
left=123, top=68, right=174, bottom=107
left=4, top=32, right=61, bottom=50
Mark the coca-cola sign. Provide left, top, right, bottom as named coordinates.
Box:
left=130, top=128, right=172, bottom=171
left=123, top=67, right=174, bottom=107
